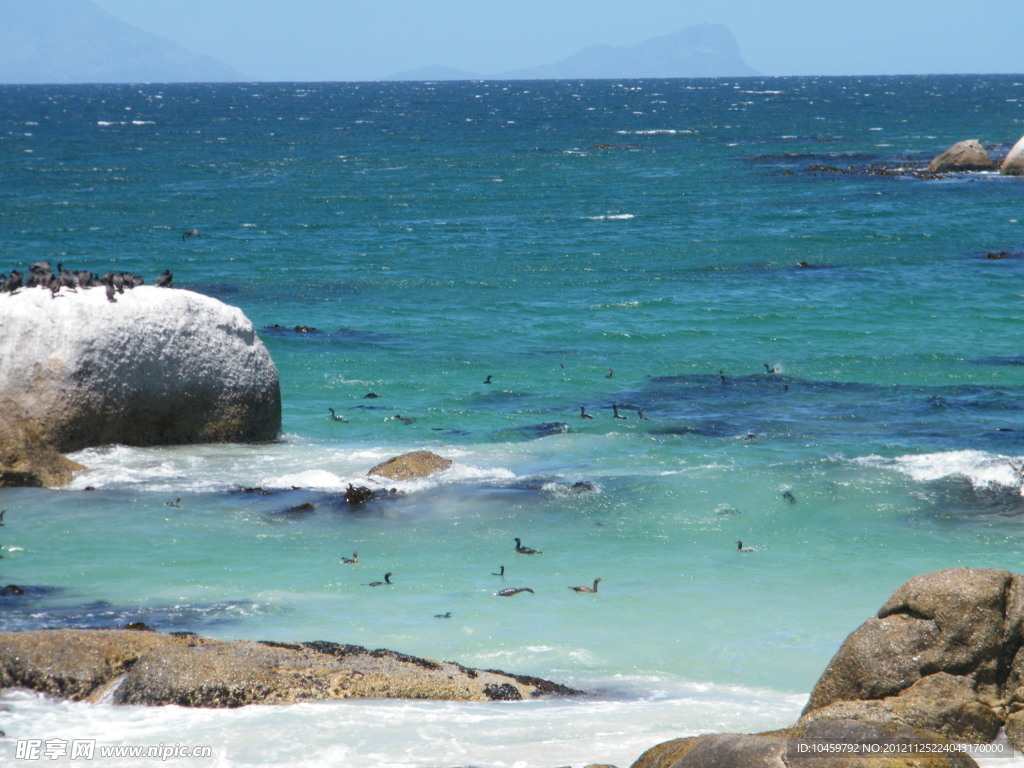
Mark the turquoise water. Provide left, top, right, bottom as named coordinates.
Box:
left=3, top=75, right=1024, bottom=767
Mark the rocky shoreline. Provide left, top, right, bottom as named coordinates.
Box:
left=0, top=627, right=583, bottom=707
left=2, top=568, right=1019, bottom=767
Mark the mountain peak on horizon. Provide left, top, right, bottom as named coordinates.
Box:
left=386, top=23, right=758, bottom=82
left=500, top=24, right=759, bottom=80
left=0, top=0, right=245, bottom=84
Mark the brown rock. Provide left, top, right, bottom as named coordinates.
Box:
left=630, top=719, right=979, bottom=768
left=368, top=450, right=453, bottom=481
left=0, top=411, right=85, bottom=488
left=0, top=628, right=194, bottom=700
left=926, top=140, right=994, bottom=173
left=800, top=568, right=1024, bottom=749
left=0, top=629, right=583, bottom=707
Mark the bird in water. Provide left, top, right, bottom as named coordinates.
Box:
left=606, top=368, right=614, bottom=379
left=393, top=414, right=415, bottom=424
left=341, top=551, right=359, bottom=565
left=613, top=403, right=627, bottom=419
left=737, top=541, right=757, bottom=553
left=781, top=490, right=797, bottom=504
left=764, top=363, right=780, bottom=374
left=569, top=578, right=603, bottom=594
left=514, top=537, right=543, bottom=555
left=435, top=612, right=452, bottom=619
left=0, top=509, right=5, bottom=525
left=367, top=572, right=393, bottom=586
left=492, top=565, right=505, bottom=576
left=483, top=375, right=493, bottom=384
left=182, top=229, right=201, bottom=241
left=165, top=498, right=182, bottom=508
left=579, top=406, right=594, bottom=419
left=637, top=409, right=648, bottom=420
left=718, top=370, right=727, bottom=385
left=496, top=587, right=535, bottom=597
left=328, top=407, right=348, bottom=422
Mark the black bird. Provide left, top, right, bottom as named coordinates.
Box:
left=367, top=572, right=393, bottom=587
left=0, top=509, right=5, bottom=525
left=496, top=587, right=534, bottom=597
left=328, top=408, right=348, bottom=422
left=156, top=269, right=173, bottom=288
left=393, top=414, right=415, bottom=424
left=579, top=406, right=594, bottom=419
left=606, top=368, right=614, bottom=379
left=341, top=551, right=359, bottom=564
left=612, top=403, right=627, bottom=419
left=1, top=271, right=22, bottom=292
left=182, top=229, right=201, bottom=241
left=165, top=498, right=182, bottom=508
left=435, top=612, right=452, bottom=618
left=514, top=537, right=543, bottom=555
left=637, top=409, right=648, bottom=420
left=569, top=578, right=603, bottom=594
left=483, top=375, right=493, bottom=384
left=718, top=370, right=727, bottom=385
left=363, top=392, right=380, bottom=399
left=492, top=565, right=505, bottom=576
left=782, top=491, right=797, bottom=504
left=764, top=363, right=779, bottom=374
left=737, top=541, right=756, bottom=553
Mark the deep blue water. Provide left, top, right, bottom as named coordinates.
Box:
left=2, top=75, right=1024, bottom=767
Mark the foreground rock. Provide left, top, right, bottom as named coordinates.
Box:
left=927, top=139, right=994, bottom=173
left=1002, top=135, right=1024, bottom=175
left=799, top=567, right=1024, bottom=750
left=368, top=450, right=453, bottom=481
left=0, top=286, right=281, bottom=485
left=0, top=629, right=582, bottom=707
left=631, top=719, right=979, bottom=768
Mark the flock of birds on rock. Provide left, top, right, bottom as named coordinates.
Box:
left=0, top=261, right=173, bottom=301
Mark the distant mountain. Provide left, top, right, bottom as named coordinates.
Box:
left=384, top=24, right=758, bottom=82
left=498, top=24, right=758, bottom=80
left=0, top=0, right=245, bottom=84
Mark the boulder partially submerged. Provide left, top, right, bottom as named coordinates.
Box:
left=0, top=286, right=281, bottom=485
left=1001, top=135, right=1024, bottom=176
left=368, top=450, right=453, bottom=481
left=927, top=139, right=994, bottom=173
left=0, top=628, right=582, bottom=707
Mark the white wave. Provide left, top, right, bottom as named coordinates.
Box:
left=65, top=440, right=522, bottom=497
left=858, top=450, right=1024, bottom=492
left=0, top=680, right=808, bottom=768
left=584, top=213, right=635, bottom=221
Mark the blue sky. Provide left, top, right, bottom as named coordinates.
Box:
left=92, top=0, right=1024, bottom=81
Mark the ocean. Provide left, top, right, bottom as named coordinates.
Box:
left=1, top=74, right=1024, bottom=767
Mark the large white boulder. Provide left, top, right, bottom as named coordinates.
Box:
left=1001, top=135, right=1024, bottom=176
left=926, top=139, right=994, bottom=173
left=0, top=285, right=281, bottom=456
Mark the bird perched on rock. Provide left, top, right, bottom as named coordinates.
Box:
left=156, top=269, right=173, bottom=288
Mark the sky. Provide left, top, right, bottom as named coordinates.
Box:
left=90, top=0, right=1024, bottom=82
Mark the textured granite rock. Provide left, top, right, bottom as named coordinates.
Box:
left=0, top=628, right=583, bottom=707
